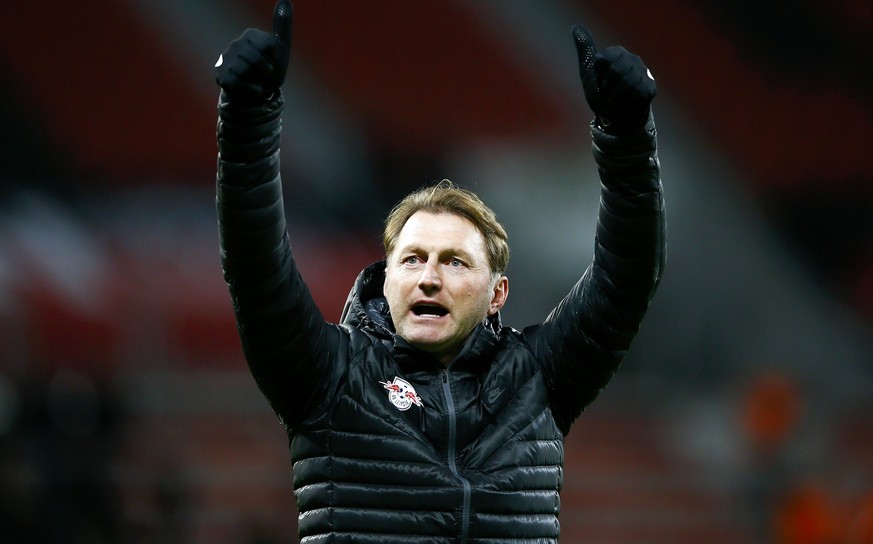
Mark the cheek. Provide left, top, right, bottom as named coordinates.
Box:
left=383, top=279, right=399, bottom=307
left=383, top=268, right=401, bottom=296
left=383, top=272, right=410, bottom=305
left=461, top=279, right=493, bottom=309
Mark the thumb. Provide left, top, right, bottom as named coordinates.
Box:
left=571, top=24, right=601, bottom=111
left=571, top=24, right=597, bottom=74
left=272, top=0, right=293, bottom=81
left=273, top=0, right=293, bottom=49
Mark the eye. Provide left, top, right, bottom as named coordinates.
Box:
left=448, top=258, right=464, bottom=267
left=402, top=255, right=421, bottom=265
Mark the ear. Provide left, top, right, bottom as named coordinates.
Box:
left=487, top=276, right=509, bottom=315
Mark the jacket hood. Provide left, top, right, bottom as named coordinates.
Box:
left=339, top=260, right=504, bottom=345
left=339, top=260, right=394, bottom=336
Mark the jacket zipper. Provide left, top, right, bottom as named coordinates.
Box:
left=442, top=370, right=471, bottom=544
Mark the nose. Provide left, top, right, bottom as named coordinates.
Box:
left=417, top=260, right=441, bottom=292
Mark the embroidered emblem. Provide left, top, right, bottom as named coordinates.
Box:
left=380, top=377, right=423, bottom=411
left=486, top=386, right=505, bottom=405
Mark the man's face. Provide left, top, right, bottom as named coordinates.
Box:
left=383, top=211, right=508, bottom=366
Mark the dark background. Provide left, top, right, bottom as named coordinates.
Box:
left=0, top=1, right=871, bottom=542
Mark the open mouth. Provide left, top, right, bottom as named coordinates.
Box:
left=412, top=304, right=448, bottom=317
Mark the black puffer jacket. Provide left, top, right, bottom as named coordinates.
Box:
left=216, top=92, right=665, bottom=543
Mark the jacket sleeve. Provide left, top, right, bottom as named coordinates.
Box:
left=524, top=114, right=665, bottom=434
left=216, top=91, right=339, bottom=429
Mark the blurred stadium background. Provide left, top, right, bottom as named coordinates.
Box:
left=1, top=0, right=871, bottom=542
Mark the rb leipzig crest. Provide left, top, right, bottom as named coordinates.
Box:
left=380, top=377, right=423, bottom=411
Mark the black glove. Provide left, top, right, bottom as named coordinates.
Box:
left=571, top=24, right=656, bottom=136
left=215, top=0, right=293, bottom=104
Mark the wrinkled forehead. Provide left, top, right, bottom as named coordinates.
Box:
left=393, top=210, right=488, bottom=257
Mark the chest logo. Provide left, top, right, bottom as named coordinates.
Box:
left=380, top=377, right=423, bottom=411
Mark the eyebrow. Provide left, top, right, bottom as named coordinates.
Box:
left=396, top=245, right=478, bottom=263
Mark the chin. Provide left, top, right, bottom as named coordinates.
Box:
left=405, top=333, right=451, bottom=353
left=407, top=335, right=447, bottom=351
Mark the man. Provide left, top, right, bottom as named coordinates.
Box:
left=215, top=1, right=664, bottom=542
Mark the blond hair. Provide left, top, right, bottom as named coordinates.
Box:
left=383, top=180, right=509, bottom=275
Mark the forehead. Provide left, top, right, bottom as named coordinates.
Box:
left=395, top=211, right=486, bottom=255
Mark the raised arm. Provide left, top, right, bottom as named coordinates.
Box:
left=525, top=25, right=665, bottom=434
left=215, top=0, right=337, bottom=428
